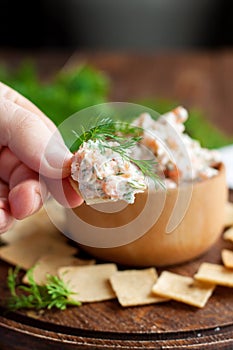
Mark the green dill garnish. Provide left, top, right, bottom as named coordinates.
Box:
left=7, top=267, right=81, bottom=311
left=72, top=117, right=142, bottom=149
left=73, top=118, right=163, bottom=187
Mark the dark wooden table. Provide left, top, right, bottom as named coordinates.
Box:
left=0, top=50, right=233, bottom=349
left=74, top=50, right=233, bottom=135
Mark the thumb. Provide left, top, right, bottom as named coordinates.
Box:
left=0, top=97, right=71, bottom=179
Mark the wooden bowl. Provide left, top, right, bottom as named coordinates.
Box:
left=66, top=164, right=227, bottom=266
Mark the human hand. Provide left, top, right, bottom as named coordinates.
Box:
left=0, top=82, right=83, bottom=233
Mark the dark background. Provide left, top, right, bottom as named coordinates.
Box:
left=1, top=0, right=233, bottom=50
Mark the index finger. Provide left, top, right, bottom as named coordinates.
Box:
left=0, top=97, right=72, bottom=179
left=0, top=82, right=56, bottom=133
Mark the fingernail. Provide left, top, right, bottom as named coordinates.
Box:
left=42, top=142, right=72, bottom=178
left=30, top=193, right=42, bottom=215
left=45, top=141, right=71, bottom=167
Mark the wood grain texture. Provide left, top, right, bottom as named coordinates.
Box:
left=0, top=222, right=233, bottom=349
left=0, top=51, right=233, bottom=349
left=72, top=51, right=233, bottom=134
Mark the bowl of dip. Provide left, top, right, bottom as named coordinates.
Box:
left=66, top=163, right=226, bottom=267
left=65, top=107, right=227, bottom=266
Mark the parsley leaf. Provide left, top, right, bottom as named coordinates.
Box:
left=7, top=267, right=81, bottom=311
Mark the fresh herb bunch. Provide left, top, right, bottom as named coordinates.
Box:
left=73, top=118, right=163, bottom=187
left=7, top=267, right=81, bottom=311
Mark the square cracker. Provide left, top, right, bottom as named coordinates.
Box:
left=1, top=202, right=66, bottom=245
left=222, top=249, right=233, bottom=269
left=0, top=232, right=77, bottom=270
left=223, top=227, right=233, bottom=243
left=225, top=202, right=233, bottom=228
left=109, top=268, right=168, bottom=307
left=152, top=271, right=215, bottom=308
left=23, top=254, right=95, bottom=285
left=58, top=264, right=117, bottom=302
left=194, top=262, right=233, bottom=287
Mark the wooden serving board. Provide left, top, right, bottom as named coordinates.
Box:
left=0, top=195, right=233, bottom=349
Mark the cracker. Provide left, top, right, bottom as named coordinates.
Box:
left=23, top=254, right=95, bottom=285
left=223, top=227, right=233, bottom=243
left=58, top=264, right=117, bottom=302
left=152, top=271, right=215, bottom=308
left=69, top=177, right=81, bottom=197
left=109, top=268, right=168, bottom=307
left=2, top=202, right=66, bottom=245
left=0, top=232, right=77, bottom=270
left=194, top=262, right=233, bottom=287
left=222, top=249, right=233, bottom=269
left=225, top=202, right=233, bottom=227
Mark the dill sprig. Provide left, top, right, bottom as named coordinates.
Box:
left=102, top=140, right=159, bottom=182
left=72, top=118, right=163, bottom=186
left=7, top=267, right=81, bottom=311
left=72, top=117, right=142, bottom=149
